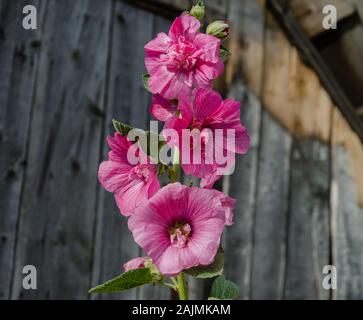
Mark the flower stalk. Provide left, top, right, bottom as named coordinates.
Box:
left=176, top=272, right=188, bottom=300
left=170, top=147, right=188, bottom=300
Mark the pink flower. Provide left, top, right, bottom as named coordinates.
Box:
left=212, top=190, right=236, bottom=226
left=98, top=133, right=160, bottom=216
left=157, top=88, right=249, bottom=188
left=128, top=183, right=228, bottom=276
left=145, top=13, right=223, bottom=100
left=123, top=257, right=147, bottom=272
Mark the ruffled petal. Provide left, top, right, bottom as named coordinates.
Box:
left=168, top=13, right=201, bottom=42
left=193, top=33, right=221, bottom=63
left=144, top=32, right=170, bottom=54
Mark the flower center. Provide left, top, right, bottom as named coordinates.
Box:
left=129, top=164, right=151, bottom=181
left=167, top=36, right=197, bottom=70
left=169, top=223, right=191, bottom=248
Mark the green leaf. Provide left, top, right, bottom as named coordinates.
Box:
left=88, top=268, right=153, bottom=294
left=209, top=275, right=239, bottom=300
left=112, top=119, right=133, bottom=136
left=142, top=73, right=150, bottom=92
left=220, top=46, right=231, bottom=61
left=185, top=247, right=224, bottom=278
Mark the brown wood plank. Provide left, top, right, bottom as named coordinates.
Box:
left=289, top=0, right=355, bottom=37
left=268, top=0, right=363, bottom=146
left=10, top=0, right=113, bottom=299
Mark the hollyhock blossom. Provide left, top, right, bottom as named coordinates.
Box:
left=144, top=13, right=223, bottom=100
left=123, top=257, right=147, bottom=272
left=128, top=183, right=230, bottom=276
left=212, top=190, right=236, bottom=226
left=156, top=88, right=249, bottom=188
left=98, top=132, right=160, bottom=216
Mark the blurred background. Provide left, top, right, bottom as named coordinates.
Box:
left=1, top=0, right=363, bottom=300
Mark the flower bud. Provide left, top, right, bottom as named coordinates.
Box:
left=206, top=20, right=230, bottom=40
left=189, top=1, right=205, bottom=20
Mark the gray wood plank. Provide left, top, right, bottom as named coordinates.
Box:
left=10, top=0, right=112, bottom=299
left=223, top=76, right=262, bottom=299
left=222, top=0, right=266, bottom=300
left=250, top=111, right=291, bottom=300
left=0, top=0, right=43, bottom=300
left=284, top=139, right=330, bottom=300
left=332, top=145, right=363, bottom=299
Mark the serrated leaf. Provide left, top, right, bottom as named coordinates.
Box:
left=209, top=275, right=239, bottom=300
left=112, top=119, right=133, bottom=136
left=185, top=248, right=224, bottom=278
left=142, top=73, right=150, bottom=92
left=88, top=268, right=153, bottom=294
left=220, top=46, right=231, bottom=61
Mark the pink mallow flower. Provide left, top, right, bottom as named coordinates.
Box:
left=128, top=183, right=233, bottom=276
left=212, top=190, right=236, bottom=226
left=98, top=132, right=160, bottom=216
left=144, top=13, right=223, bottom=100
left=123, top=257, right=147, bottom=272
left=153, top=88, right=250, bottom=188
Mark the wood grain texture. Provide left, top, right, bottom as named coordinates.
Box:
left=284, top=139, right=330, bottom=300
left=289, top=0, right=355, bottom=37
left=10, top=0, right=113, bottom=299
left=331, top=146, right=363, bottom=299
left=0, top=0, right=43, bottom=300
left=224, top=76, right=262, bottom=300
left=250, top=112, right=291, bottom=300
left=225, top=0, right=266, bottom=95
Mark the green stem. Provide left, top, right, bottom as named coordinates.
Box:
left=170, top=147, right=188, bottom=300
left=169, top=147, right=180, bottom=183
left=162, top=282, right=177, bottom=290
left=176, top=272, right=188, bottom=300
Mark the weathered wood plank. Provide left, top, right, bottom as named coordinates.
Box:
left=91, top=1, right=160, bottom=300
left=249, top=11, right=291, bottom=300
left=331, top=143, right=363, bottom=299
left=284, top=139, right=331, bottom=299
left=289, top=0, right=355, bottom=37
left=250, top=111, right=291, bottom=300
left=282, top=48, right=332, bottom=300
left=222, top=0, right=266, bottom=300
left=131, top=0, right=228, bottom=20
left=0, top=0, right=43, bottom=300
left=225, top=0, right=266, bottom=96
left=10, top=0, right=112, bottom=299
left=223, top=77, right=262, bottom=300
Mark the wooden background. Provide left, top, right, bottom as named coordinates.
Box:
left=0, top=0, right=363, bottom=300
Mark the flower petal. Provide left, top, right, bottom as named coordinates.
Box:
left=168, top=13, right=201, bottom=42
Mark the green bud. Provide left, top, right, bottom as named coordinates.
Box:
left=190, top=1, right=205, bottom=20
left=145, top=259, right=164, bottom=283
left=206, top=20, right=230, bottom=40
